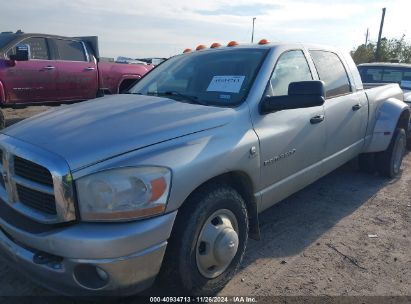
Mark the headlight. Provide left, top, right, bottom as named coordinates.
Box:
left=76, top=167, right=171, bottom=221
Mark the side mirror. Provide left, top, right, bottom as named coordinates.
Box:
left=9, top=44, right=30, bottom=61
left=261, top=80, right=325, bottom=114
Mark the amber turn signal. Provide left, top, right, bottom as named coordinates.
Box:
left=196, top=45, right=207, bottom=51
left=227, top=41, right=238, bottom=47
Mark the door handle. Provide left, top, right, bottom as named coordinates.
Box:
left=310, top=115, right=325, bottom=124
left=43, top=66, right=55, bottom=70
left=84, top=67, right=95, bottom=71
left=352, top=103, right=362, bottom=111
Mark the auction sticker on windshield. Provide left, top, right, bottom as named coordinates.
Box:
left=207, top=76, right=245, bottom=93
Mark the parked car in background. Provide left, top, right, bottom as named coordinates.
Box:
left=0, top=31, right=153, bottom=106
left=358, top=62, right=411, bottom=97
left=358, top=62, right=411, bottom=144
left=0, top=41, right=408, bottom=296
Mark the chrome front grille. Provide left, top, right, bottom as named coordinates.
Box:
left=14, top=156, right=54, bottom=187
left=16, top=184, right=57, bottom=215
left=0, top=135, right=76, bottom=224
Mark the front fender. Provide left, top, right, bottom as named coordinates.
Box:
left=364, top=98, right=410, bottom=153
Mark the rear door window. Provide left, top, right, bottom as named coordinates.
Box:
left=310, top=50, right=351, bottom=99
left=53, top=39, right=87, bottom=61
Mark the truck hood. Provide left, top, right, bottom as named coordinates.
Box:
left=3, top=95, right=235, bottom=171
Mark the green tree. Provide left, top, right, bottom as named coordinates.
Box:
left=351, top=35, right=411, bottom=64
left=351, top=43, right=375, bottom=64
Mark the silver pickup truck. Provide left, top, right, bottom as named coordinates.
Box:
left=0, top=41, right=409, bottom=296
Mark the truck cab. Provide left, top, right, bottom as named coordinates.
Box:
left=0, top=31, right=152, bottom=105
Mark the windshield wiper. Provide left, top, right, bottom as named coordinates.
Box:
left=147, top=91, right=207, bottom=105
left=164, top=91, right=206, bottom=105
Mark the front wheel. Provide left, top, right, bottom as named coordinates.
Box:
left=163, top=185, right=249, bottom=295
left=377, top=128, right=406, bottom=178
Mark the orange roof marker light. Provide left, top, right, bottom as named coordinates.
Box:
left=196, top=44, right=207, bottom=51
left=183, top=48, right=192, bottom=53
left=210, top=42, right=221, bottom=48
left=227, top=41, right=238, bottom=47
left=258, top=39, right=270, bottom=45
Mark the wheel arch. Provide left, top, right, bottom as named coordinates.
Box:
left=178, top=171, right=260, bottom=240
left=117, top=76, right=141, bottom=93
left=396, top=109, right=410, bottom=131
left=364, top=98, right=410, bottom=153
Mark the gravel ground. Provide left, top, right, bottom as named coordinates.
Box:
left=0, top=106, right=410, bottom=302
left=0, top=105, right=56, bottom=128
left=220, top=157, right=410, bottom=297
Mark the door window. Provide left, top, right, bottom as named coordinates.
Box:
left=53, top=39, right=87, bottom=61
left=309, top=50, right=351, bottom=98
left=266, top=50, right=313, bottom=97
left=6, top=37, right=50, bottom=60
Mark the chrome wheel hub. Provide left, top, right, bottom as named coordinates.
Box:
left=196, top=209, right=239, bottom=279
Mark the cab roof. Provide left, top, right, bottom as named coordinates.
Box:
left=358, top=62, right=411, bottom=68
left=182, top=41, right=338, bottom=54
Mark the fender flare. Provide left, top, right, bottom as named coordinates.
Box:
left=364, top=98, right=410, bottom=153
left=116, top=75, right=142, bottom=93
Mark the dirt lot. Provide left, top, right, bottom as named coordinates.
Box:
left=0, top=106, right=410, bottom=301
left=1, top=105, right=56, bottom=128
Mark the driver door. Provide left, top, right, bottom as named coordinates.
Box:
left=4, top=37, right=57, bottom=103
left=251, top=50, right=326, bottom=210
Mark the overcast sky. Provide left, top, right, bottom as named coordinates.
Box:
left=1, top=0, right=410, bottom=59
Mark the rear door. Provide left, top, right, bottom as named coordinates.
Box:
left=309, top=50, right=368, bottom=172
left=50, top=38, right=98, bottom=101
left=4, top=37, right=57, bottom=103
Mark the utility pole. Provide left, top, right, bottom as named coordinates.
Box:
left=375, top=8, right=386, bottom=61
left=365, top=28, right=369, bottom=45
left=251, top=17, right=256, bottom=43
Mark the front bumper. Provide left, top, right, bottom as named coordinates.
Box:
left=0, top=210, right=177, bottom=295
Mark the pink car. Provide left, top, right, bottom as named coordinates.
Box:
left=0, top=31, right=153, bottom=105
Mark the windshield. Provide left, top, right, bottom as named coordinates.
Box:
left=129, top=48, right=268, bottom=106
left=358, top=65, right=411, bottom=90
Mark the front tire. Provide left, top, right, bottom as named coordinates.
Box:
left=377, top=128, right=406, bottom=178
left=164, top=185, right=249, bottom=295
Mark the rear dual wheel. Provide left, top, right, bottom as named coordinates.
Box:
left=359, top=128, right=406, bottom=178
left=376, top=128, right=406, bottom=178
